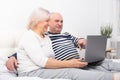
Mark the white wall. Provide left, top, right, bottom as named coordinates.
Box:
left=0, top=0, right=118, bottom=39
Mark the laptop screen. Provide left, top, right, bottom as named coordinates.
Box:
left=84, top=35, right=107, bottom=63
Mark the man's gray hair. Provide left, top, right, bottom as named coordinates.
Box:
left=27, top=7, right=50, bottom=30
left=49, top=12, right=62, bottom=20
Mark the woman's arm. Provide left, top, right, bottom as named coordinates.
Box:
left=45, top=58, right=88, bottom=68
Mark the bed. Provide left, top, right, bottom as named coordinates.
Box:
left=0, top=29, right=120, bottom=80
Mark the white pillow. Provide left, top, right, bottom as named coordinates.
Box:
left=0, top=48, right=16, bottom=77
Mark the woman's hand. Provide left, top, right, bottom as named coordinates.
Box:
left=67, top=58, right=88, bottom=68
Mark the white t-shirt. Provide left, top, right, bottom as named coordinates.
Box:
left=17, top=30, right=54, bottom=73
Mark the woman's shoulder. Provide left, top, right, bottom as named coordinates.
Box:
left=44, top=35, right=51, bottom=41
left=18, top=30, right=35, bottom=42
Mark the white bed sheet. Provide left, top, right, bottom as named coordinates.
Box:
left=0, top=75, right=70, bottom=80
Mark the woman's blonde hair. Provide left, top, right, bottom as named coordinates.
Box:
left=27, top=7, right=50, bottom=30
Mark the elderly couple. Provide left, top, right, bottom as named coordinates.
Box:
left=6, top=7, right=120, bottom=80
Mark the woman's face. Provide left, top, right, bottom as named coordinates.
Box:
left=37, top=19, right=49, bottom=33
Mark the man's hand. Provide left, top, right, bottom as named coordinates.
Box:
left=6, top=56, right=18, bottom=71
left=78, top=38, right=86, bottom=50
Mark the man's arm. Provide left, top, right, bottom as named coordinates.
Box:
left=6, top=53, right=18, bottom=71
left=8, top=53, right=17, bottom=59
left=65, top=32, right=86, bottom=49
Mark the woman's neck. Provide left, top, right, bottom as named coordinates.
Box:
left=33, top=29, right=45, bottom=38
left=39, top=33, right=45, bottom=38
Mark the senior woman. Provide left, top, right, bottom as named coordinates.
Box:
left=17, top=8, right=114, bottom=80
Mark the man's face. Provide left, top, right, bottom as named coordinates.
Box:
left=49, top=13, right=63, bottom=33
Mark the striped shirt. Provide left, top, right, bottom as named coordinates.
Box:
left=46, top=32, right=80, bottom=60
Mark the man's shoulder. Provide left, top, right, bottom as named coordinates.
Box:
left=45, top=32, right=72, bottom=36
left=44, top=32, right=49, bottom=35
left=63, top=32, right=71, bottom=35
left=45, top=32, right=70, bottom=35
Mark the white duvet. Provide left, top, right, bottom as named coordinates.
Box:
left=0, top=74, right=70, bottom=80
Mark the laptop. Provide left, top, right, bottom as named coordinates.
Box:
left=82, top=35, right=107, bottom=64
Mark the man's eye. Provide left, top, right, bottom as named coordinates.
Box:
left=55, top=20, right=59, bottom=22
